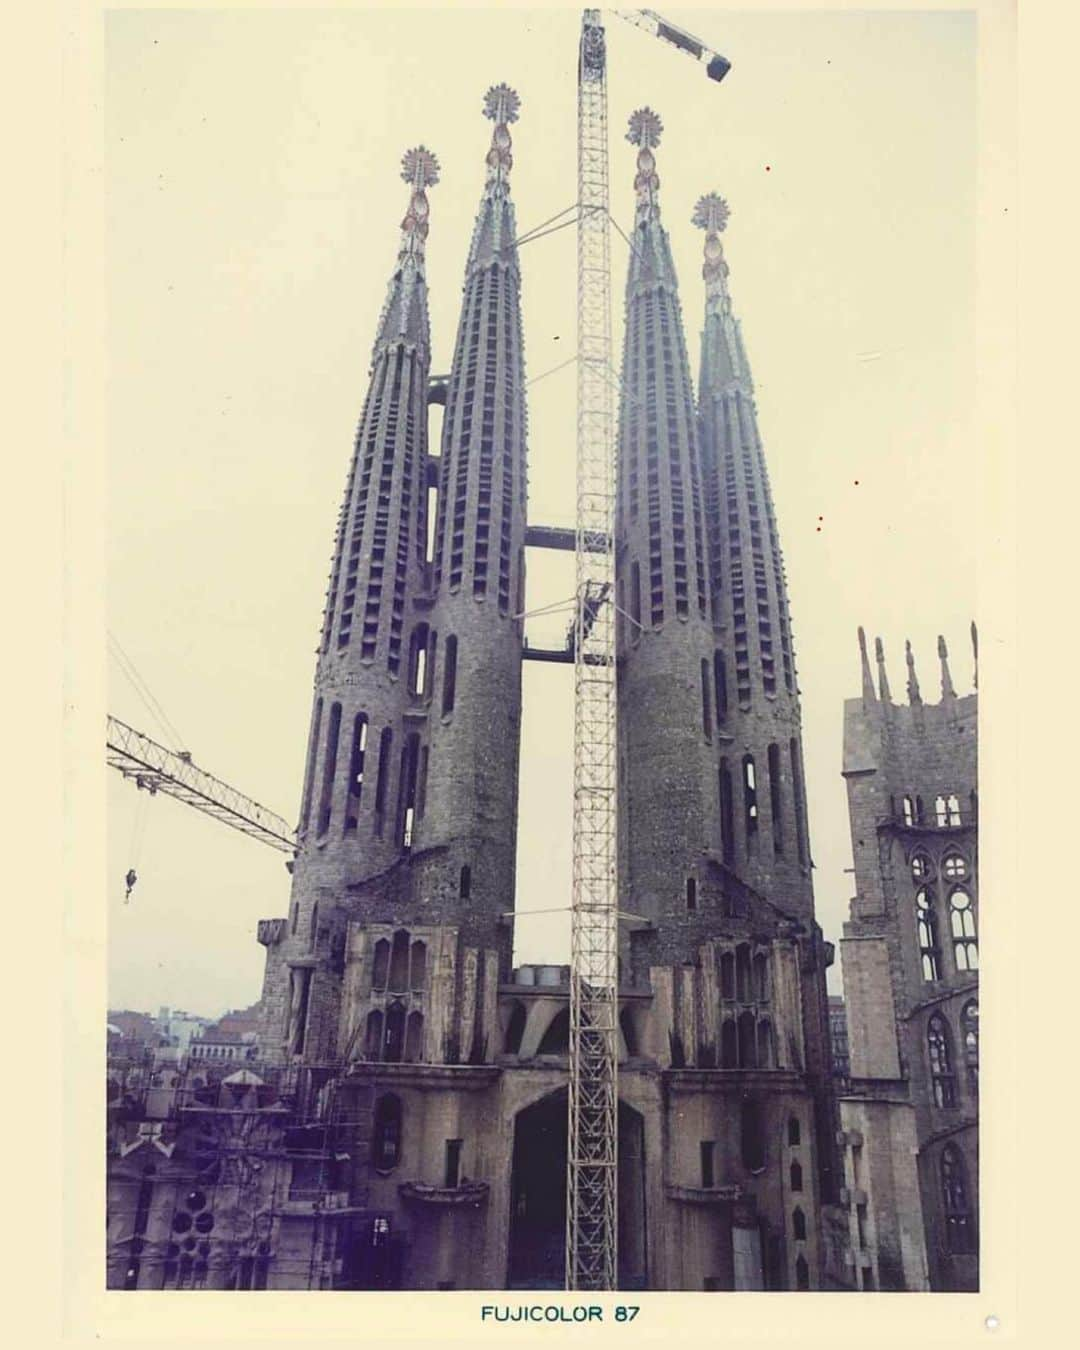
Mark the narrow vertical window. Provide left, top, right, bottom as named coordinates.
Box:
left=459, top=864, right=471, bottom=899
left=935, top=795, right=947, bottom=827
left=767, top=742, right=784, bottom=855
left=700, top=659, right=712, bottom=740
left=941, top=1145, right=975, bottom=1252
left=409, top=940, right=427, bottom=991
left=927, top=1013, right=956, bottom=1107
left=404, top=1011, right=424, bottom=1062
left=389, top=930, right=409, bottom=991
left=949, top=888, right=978, bottom=971
left=946, top=793, right=962, bottom=826
left=916, top=888, right=941, bottom=981
left=308, top=901, right=319, bottom=950
left=316, top=702, right=342, bottom=836
left=743, top=755, right=758, bottom=836
left=442, top=635, right=458, bottom=715
left=384, top=1002, right=405, bottom=1062
left=444, top=1138, right=463, bottom=1188
left=719, top=760, right=735, bottom=863
left=630, top=560, right=642, bottom=643
left=792, top=1207, right=807, bottom=1241
left=300, top=697, right=323, bottom=834
left=425, top=484, right=438, bottom=563
left=344, top=713, right=368, bottom=833
left=700, top=1141, right=715, bottom=1189
left=790, top=1159, right=803, bottom=1192
left=902, top=795, right=916, bottom=827
left=374, top=727, right=393, bottom=830
left=686, top=876, right=697, bottom=911
left=396, top=733, right=419, bottom=850
left=714, top=650, right=728, bottom=721
left=373, top=1094, right=403, bottom=1171
left=788, top=1116, right=801, bottom=1147
left=961, top=999, right=979, bottom=1092
left=790, top=738, right=807, bottom=865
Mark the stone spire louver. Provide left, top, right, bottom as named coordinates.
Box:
left=696, top=192, right=813, bottom=912
left=615, top=110, right=717, bottom=968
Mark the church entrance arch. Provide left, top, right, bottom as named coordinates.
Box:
left=506, top=1088, right=647, bottom=1289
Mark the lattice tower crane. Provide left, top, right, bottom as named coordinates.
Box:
left=567, top=7, right=728, bottom=1292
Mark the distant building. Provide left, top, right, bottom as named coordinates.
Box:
left=833, top=628, right=978, bottom=1292
left=827, top=996, right=850, bottom=1087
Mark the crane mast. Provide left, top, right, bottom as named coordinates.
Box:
left=567, top=7, right=619, bottom=1293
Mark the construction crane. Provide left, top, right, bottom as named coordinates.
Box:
left=107, top=715, right=296, bottom=856
left=567, top=8, right=728, bottom=1292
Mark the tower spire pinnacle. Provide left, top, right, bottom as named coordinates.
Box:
left=693, top=192, right=732, bottom=307
left=482, top=83, right=519, bottom=189
left=371, top=146, right=438, bottom=362
left=627, top=108, right=664, bottom=222
left=938, top=634, right=956, bottom=700
left=398, top=146, right=440, bottom=261
left=858, top=626, right=877, bottom=705
left=875, top=636, right=892, bottom=704
left=905, top=639, right=922, bottom=705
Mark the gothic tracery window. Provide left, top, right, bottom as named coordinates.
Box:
left=941, top=1144, right=976, bottom=1253
left=962, top=999, right=979, bottom=1093
left=916, top=888, right=941, bottom=981
left=950, top=888, right=978, bottom=971
left=927, top=1013, right=956, bottom=1108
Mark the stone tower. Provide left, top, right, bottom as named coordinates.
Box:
left=614, top=109, right=716, bottom=962
left=836, top=628, right=979, bottom=1291
left=258, top=90, right=528, bottom=1073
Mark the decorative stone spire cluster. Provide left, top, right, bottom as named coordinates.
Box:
left=857, top=627, right=977, bottom=707
left=373, top=145, right=439, bottom=362
left=483, top=82, right=519, bottom=188
left=627, top=107, right=664, bottom=222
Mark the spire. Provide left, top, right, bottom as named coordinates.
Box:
left=465, top=85, right=521, bottom=273
left=858, top=626, right=877, bottom=705
left=874, top=636, right=892, bottom=703
left=627, top=107, right=664, bottom=223
left=905, top=639, right=922, bottom=705
left=938, top=634, right=956, bottom=700
left=624, top=109, right=678, bottom=294
left=694, top=191, right=750, bottom=391
left=373, top=146, right=439, bottom=361
left=971, top=620, right=979, bottom=689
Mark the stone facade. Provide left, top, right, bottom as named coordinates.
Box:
left=110, top=92, right=845, bottom=1293
left=835, top=628, right=979, bottom=1291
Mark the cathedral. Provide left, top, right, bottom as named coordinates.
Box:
left=834, top=629, right=979, bottom=1291
left=108, top=84, right=843, bottom=1292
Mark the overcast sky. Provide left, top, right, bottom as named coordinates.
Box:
left=106, top=5, right=976, bottom=1018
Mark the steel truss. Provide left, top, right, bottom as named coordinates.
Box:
left=566, top=7, right=619, bottom=1293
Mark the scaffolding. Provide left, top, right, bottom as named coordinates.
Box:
left=566, top=8, right=620, bottom=1293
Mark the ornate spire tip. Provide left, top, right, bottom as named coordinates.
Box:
left=693, top=192, right=730, bottom=233
left=627, top=107, right=663, bottom=149
left=401, top=146, right=440, bottom=190
left=483, top=84, right=520, bottom=124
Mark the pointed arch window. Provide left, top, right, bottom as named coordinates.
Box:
left=753, top=952, right=769, bottom=1002
left=927, top=1013, right=956, bottom=1107
left=788, top=1116, right=801, bottom=1147
left=911, top=852, right=932, bottom=882
left=372, top=938, right=390, bottom=991
left=916, top=888, right=941, bottom=981
left=790, top=1159, right=803, bottom=1192
left=961, top=999, right=979, bottom=1092
left=738, top=1010, right=757, bottom=1068
left=364, top=1010, right=384, bottom=1060
left=941, top=1144, right=975, bottom=1252
left=950, top=889, right=978, bottom=971
left=743, top=755, right=758, bottom=836
left=344, top=713, right=369, bottom=833
left=756, top=1018, right=774, bottom=1068
left=720, top=951, right=735, bottom=1001
left=384, top=1001, right=406, bottom=1062
left=404, top=1011, right=424, bottom=1063
left=388, top=930, right=410, bottom=992
left=317, top=702, right=342, bottom=836
left=792, top=1207, right=807, bottom=1240
left=409, top=940, right=427, bottom=991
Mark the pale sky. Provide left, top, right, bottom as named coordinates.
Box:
left=106, top=5, right=976, bottom=1018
